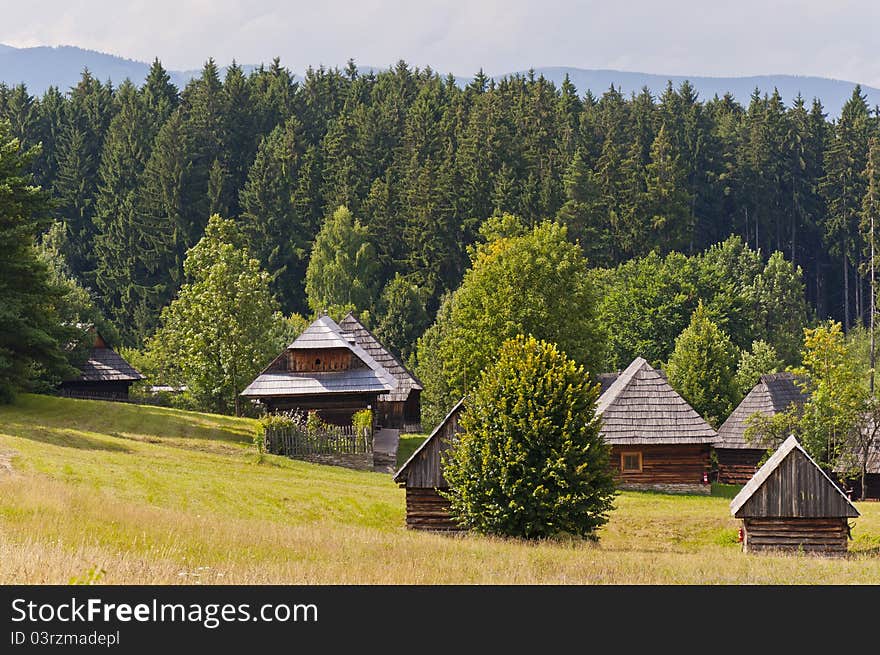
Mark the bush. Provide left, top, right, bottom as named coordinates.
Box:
left=442, top=335, right=616, bottom=539
left=352, top=409, right=373, bottom=434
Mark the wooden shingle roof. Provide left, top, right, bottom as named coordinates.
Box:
left=730, top=435, right=859, bottom=519
left=241, top=315, right=396, bottom=398
left=339, top=312, right=422, bottom=403
left=77, top=347, right=144, bottom=382
left=595, top=357, right=717, bottom=445
left=716, top=372, right=807, bottom=450
left=66, top=330, right=143, bottom=383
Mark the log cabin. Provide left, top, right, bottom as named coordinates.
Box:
left=730, top=435, right=859, bottom=554
left=715, top=372, right=807, bottom=484
left=240, top=314, right=396, bottom=426
left=596, top=357, right=717, bottom=494
left=835, top=423, right=880, bottom=500
left=392, top=399, right=464, bottom=531
left=338, top=312, right=423, bottom=430
left=58, top=329, right=144, bottom=400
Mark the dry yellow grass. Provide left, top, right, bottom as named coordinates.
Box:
left=1, top=394, right=879, bottom=584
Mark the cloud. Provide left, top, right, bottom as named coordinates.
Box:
left=0, top=0, right=878, bottom=86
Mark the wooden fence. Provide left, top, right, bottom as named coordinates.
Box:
left=401, top=423, right=423, bottom=434
left=264, top=425, right=373, bottom=457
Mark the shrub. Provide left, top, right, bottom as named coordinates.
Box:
left=352, top=409, right=373, bottom=434
left=442, top=335, right=616, bottom=539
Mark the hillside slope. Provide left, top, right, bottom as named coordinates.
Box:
left=1, top=394, right=878, bottom=584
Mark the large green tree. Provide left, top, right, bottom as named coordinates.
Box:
left=304, top=205, right=381, bottom=315
left=414, top=220, right=606, bottom=427
left=0, top=123, right=75, bottom=400
left=145, top=215, right=284, bottom=415
left=666, top=301, right=740, bottom=427
left=442, top=335, right=615, bottom=539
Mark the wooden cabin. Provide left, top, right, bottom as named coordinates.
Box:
left=835, top=425, right=880, bottom=500
left=730, top=435, right=859, bottom=554
left=59, top=329, right=144, bottom=400
left=240, top=315, right=396, bottom=426
left=339, top=312, right=423, bottom=430
left=596, top=357, right=717, bottom=494
left=715, top=372, right=807, bottom=484
left=392, top=399, right=464, bottom=531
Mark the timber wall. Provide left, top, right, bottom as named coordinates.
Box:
left=742, top=517, right=850, bottom=554
left=404, top=487, right=463, bottom=531
left=716, top=448, right=766, bottom=485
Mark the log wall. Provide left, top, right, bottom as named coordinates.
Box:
left=742, top=517, right=850, bottom=554
left=611, top=444, right=711, bottom=487
left=404, top=488, right=463, bottom=531
left=716, top=448, right=766, bottom=485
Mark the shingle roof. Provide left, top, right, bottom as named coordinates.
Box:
left=730, top=435, right=859, bottom=518
left=595, top=357, right=718, bottom=445
left=77, top=347, right=144, bottom=382
left=596, top=372, right=620, bottom=396
left=241, top=314, right=396, bottom=398
left=339, top=312, right=422, bottom=403
left=716, top=372, right=807, bottom=450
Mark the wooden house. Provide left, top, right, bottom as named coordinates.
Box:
left=835, top=425, right=880, bottom=500
left=393, top=399, right=464, bottom=531
left=339, top=312, right=423, bottom=430
left=240, top=315, right=396, bottom=425
left=596, top=357, right=718, bottom=493
left=730, top=435, right=859, bottom=554
left=715, top=372, right=807, bottom=484
left=59, top=330, right=144, bottom=400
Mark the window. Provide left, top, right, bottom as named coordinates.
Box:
left=621, top=451, right=642, bottom=473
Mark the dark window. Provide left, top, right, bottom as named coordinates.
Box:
left=621, top=452, right=642, bottom=473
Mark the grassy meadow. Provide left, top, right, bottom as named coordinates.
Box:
left=1, top=394, right=879, bottom=584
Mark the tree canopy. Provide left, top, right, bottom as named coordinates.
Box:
left=442, top=335, right=616, bottom=539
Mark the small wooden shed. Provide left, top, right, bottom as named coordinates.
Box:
left=392, top=399, right=464, bottom=531
left=715, top=372, right=807, bottom=484
left=58, top=329, right=144, bottom=400
left=596, top=357, right=718, bottom=493
left=730, top=435, right=859, bottom=554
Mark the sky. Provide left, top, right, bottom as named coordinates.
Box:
left=1, top=0, right=879, bottom=86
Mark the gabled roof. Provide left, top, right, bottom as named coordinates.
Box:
left=835, top=418, right=880, bottom=475
left=65, top=328, right=144, bottom=383
left=77, top=347, right=144, bottom=382
left=595, top=357, right=717, bottom=445
left=730, top=435, right=859, bottom=518
left=716, top=372, right=807, bottom=450
left=393, top=398, right=464, bottom=484
left=288, top=314, right=358, bottom=350
left=339, top=312, right=422, bottom=403
left=241, top=314, right=396, bottom=398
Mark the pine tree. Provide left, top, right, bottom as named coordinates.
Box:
left=92, top=81, right=155, bottom=343
left=238, top=116, right=310, bottom=314
left=645, top=123, right=692, bottom=253
left=0, top=122, right=75, bottom=400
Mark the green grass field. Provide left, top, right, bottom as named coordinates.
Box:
left=1, top=394, right=879, bottom=584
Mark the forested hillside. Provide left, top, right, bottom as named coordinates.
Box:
left=2, top=58, right=879, bottom=373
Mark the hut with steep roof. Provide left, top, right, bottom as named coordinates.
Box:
left=393, top=399, right=465, bottom=531
left=835, top=425, right=880, bottom=500
left=240, top=314, right=396, bottom=425
left=339, top=312, right=423, bottom=430
left=715, top=372, right=808, bottom=484
left=730, top=435, right=859, bottom=554
left=596, top=356, right=718, bottom=493
left=59, top=329, right=144, bottom=401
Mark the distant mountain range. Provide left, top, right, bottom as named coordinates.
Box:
left=2, top=44, right=878, bottom=117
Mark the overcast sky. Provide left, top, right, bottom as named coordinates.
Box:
left=2, top=1, right=879, bottom=86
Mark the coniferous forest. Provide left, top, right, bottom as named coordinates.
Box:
left=3, top=57, right=880, bottom=416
